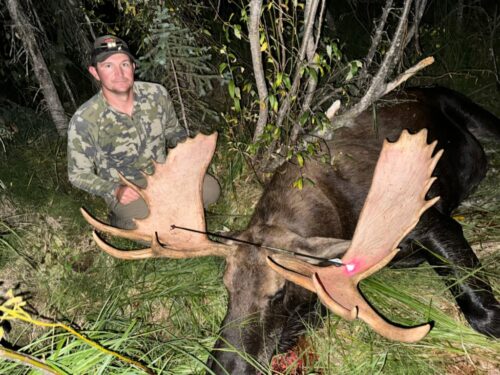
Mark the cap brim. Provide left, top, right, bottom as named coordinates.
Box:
left=93, top=51, right=136, bottom=65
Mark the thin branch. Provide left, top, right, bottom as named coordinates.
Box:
left=334, top=0, right=414, bottom=126
left=301, top=0, right=327, bottom=110
left=315, top=56, right=433, bottom=139
left=406, top=0, right=428, bottom=52
left=383, top=56, right=434, bottom=95
left=361, top=0, right=394, bottom=80
left=275, top=0, right=320, bottom=132
left=325, top=99, right=341, bottom=120
left=84, top=13, right=96, bottom=41
left=6, top=0, right=68, bottom=135
left=0, top=346, right=62, bottom=375
left=61, top=72, right=77, bottom=110
left=249, top=0, right=269, bottom=142
left=170, top=59, right=190, bottom=136
left=277, top=1, right=287, bottom=71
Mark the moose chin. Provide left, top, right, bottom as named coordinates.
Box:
left=81, top=86, right=499, bottom=374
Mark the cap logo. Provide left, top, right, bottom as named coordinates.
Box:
left=103, top=38, right=117, bottom=49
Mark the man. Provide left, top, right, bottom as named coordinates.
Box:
left=68, top=35, right=220, bottom=229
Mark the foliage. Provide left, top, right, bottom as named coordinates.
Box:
left=216, top=1, right=351, bottom=171
left=138, top=6, right=222, bottom=132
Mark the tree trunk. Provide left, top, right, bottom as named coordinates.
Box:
left=6, top=0, right=68, bottom=136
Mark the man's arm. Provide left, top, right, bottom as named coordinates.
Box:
left=67, top=114, right=119, bottom=204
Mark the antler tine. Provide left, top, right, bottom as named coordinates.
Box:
left=81, top=207, right=150, bottom=243
left=92, top=231, right=154, bottom=259
left=317, top=268, right=432, bottom=343
left=357, top=309, right=432, bottom=343
left=118, top=172, right=148, bottom=203
left=313, top=274, right=358, bottom=320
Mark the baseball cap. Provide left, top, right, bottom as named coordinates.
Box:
left=91, top=35, right=135, bottom=66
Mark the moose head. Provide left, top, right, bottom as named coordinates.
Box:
left=81, top=129, right=442, bottom=373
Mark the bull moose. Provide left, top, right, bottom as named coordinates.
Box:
left=81, top=86, right=499, bottom=373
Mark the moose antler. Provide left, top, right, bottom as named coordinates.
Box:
left=81, top=133, right=236, bottom=259
left=268, top=129, right=443, bottom=343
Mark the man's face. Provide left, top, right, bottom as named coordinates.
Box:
left=88, top=53, right=135, bottom=94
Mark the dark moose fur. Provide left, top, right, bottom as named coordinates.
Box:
left=207, top=87, right=500, bottom=374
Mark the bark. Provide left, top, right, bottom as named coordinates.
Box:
left=6, top=0, right=68, bottom=136
left=291, top=0, right=326, bottom=143
left=249, top=0, right=269, bottom=142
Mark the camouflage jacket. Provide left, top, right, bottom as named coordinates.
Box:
left=67, top=81, right=187, bottom=205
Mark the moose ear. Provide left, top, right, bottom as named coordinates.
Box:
left=294, top=236, right=351, bottom=263
left=249, top=225, right=350, bottom=264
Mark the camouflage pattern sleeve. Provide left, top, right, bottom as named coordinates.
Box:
left=158, top=85, right=188, bottom=148
left=67, top=113, right=119, bottom=204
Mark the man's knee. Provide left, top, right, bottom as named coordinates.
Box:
left=203, top=174, right=221, bottom=208
left=109, top=197, right=149, bottom=229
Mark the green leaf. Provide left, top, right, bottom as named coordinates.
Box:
left=233, top=98, right=241, bottom=112
left=234, top=24, right=242, bottom=39
left=273, top=127, right=281, bottom=139
left=309, top=68, right=318, bottom=83
left=293, top=177, right=304, bottom=190
left=269, top=94, right=278, bottom=112
left=234, top=86, right=241, bottom=99
left=228, top=80, right=235, bottom=98
left=260, top=33, right=266, bottom=44
left=333, top=43, right=342, bottom=60
left=243, top=82, right=253, bottom=93
left=326, top=44, right=332, bottom=59
left=274, top=72, right=283, bottom=88
left=297, top=153, right=304, bottom=167
left=346, top=60, right=362, bottom=81
left=284, top=75, right=292, bottom=90
left=218, top=63, right=228, bottom=75
left=240, top=8, right=248, bottom=21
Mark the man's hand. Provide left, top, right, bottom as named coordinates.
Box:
left=115, top=185, right=141, bottom=205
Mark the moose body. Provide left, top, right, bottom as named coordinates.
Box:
left=209, top=87, right=500, bottom=373
left=82, top=86, right=499, bottom=374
